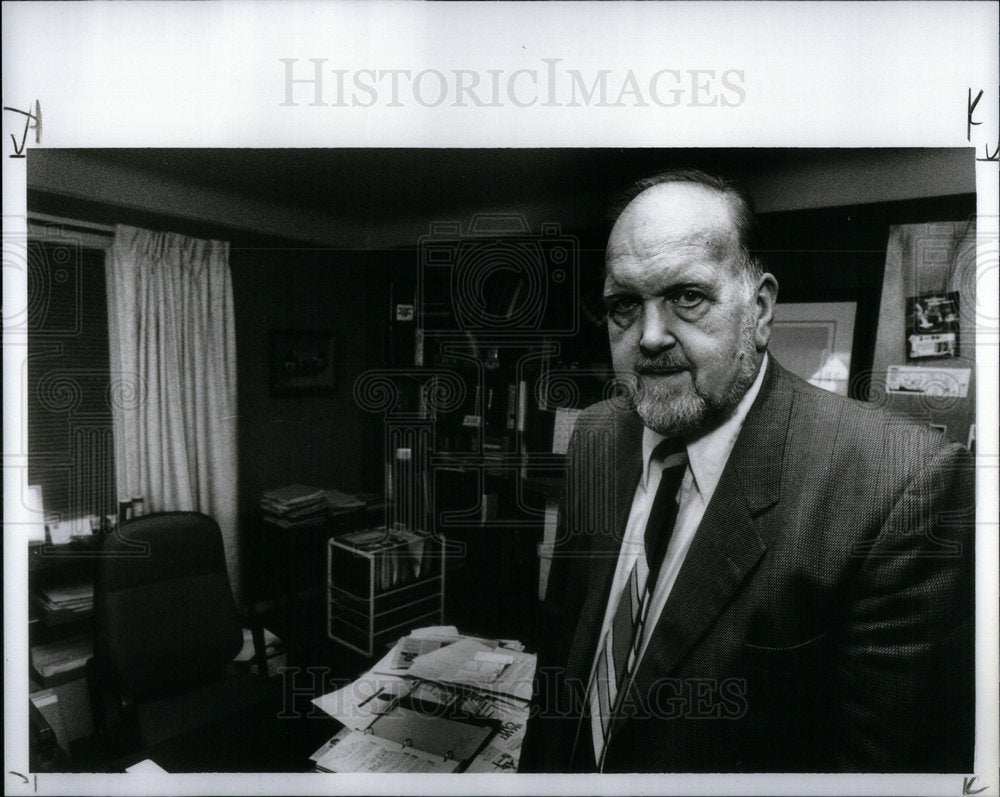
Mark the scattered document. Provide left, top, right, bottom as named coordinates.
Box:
left=458, top=651, right=513, bottom=684
left=310, top=627, right=536, bottom=772
left=392, top=634, right=459, bottom=671
left=309, top=731, right=346, bottom=763
left=459, top=692, right=531, bottom=773
left=371, top=626, right=461, bottom=676
left=313, top=730, right=460, bottom=774
left=411, top=625, right=459, bottom=638
left=407, top=638, right=536, bottom=702
left=311, top=672, right=413, bottom=730
left=406, top=681, right=456, bottom=710
left=371, top=706, right=492, bottom=762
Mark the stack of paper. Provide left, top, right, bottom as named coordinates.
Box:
left=30, top=634, right=93, bottom=683
left=406, top=638, right=536, bottom=702
left=260, top=484, right=328, bottom=528
left=309, top=625, right=536, bottom=773
left=312, top=728, right=461, bottom=774
left=35, top=582, right=94, bottom=614
left=324, top=488, right=365, bottom=512
left=386, top=626, right=462, bottom=673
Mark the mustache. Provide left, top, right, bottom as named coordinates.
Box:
left=634, top=356, right=690, bottom=374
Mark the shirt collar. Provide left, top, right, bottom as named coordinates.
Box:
left=641, top=353, right=769, bottom=494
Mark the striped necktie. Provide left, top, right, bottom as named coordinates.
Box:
left=586, top=438, right=688, bottom=768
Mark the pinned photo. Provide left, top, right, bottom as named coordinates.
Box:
left=906, top=291, right=960, bottom=359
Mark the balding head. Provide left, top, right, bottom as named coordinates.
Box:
left=608, top=168, right=765, bottom=283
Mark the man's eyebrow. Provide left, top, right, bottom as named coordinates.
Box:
left=602, top=278, right=636, bottom=297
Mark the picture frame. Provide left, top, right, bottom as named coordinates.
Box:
left=269, top=329, right=336, bottom=394
left=768, top=301, right=858, bottom=396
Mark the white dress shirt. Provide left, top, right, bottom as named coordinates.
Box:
left=587, top=353, right=769, bottom=750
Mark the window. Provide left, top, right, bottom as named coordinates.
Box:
left=27, top=239, right=116, bottom=523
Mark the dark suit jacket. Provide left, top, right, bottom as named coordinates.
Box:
left=520, top=360, right=974, bottom=773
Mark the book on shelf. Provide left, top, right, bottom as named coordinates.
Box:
left=262, top=484, right=370, bottom=527
left=324, top=488, right=365, bottom=511
left=261, top=483, right=325, bottom=506
left=262, top=511, right=328, bottom=529
left=35, top=581, right=94, bottom=612
left=30, top=634, right=93, bottom=684
left=260, top=483, right=327, bottom=527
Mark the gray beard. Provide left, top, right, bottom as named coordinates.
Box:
left=631, top=321, right=761, bottom=438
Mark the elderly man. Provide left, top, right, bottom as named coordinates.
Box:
left=520, top=169, right=974, bottom=773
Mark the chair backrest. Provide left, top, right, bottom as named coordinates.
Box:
left=94, top=511, right=243, bottom=699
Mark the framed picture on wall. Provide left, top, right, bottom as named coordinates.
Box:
left=769, top=301, right=857, bottom=396
left=269, top=329, right=336, bottom=394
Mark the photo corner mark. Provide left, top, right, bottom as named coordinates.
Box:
left=962, top=775, right=988, bottom=795
left=967, top=88, right=998, bottom=163
left=3, top=99, right=42, bottom=158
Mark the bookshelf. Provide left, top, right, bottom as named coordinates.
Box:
left=28, top=536, right=102, bottom=749
left=327, top=527, right=445, bottom=657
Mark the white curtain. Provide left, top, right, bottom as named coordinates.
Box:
left=106, top=224, right=241, bottom=602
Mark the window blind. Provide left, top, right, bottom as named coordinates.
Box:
left=27, top=240, right=117, bottom=522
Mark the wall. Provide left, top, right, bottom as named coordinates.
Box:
left=870, top=220, right=977, bottom=446
left=231, top=243, right=404, bottom=517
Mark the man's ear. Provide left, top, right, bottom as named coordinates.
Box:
left=754, top=273, right=779, bottom=351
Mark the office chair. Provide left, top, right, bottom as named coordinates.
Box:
left=87, top=511, right=278, bottom=758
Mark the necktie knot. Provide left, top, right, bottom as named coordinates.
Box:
left=651, top=436, right=686, bottom=468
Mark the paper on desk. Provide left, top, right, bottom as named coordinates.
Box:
left=310, top=728, right=349, bottom=763
left=406, top=680, right=457, bottom=709
left=411, top=625, right=459, bottom=638
left=464, top=748, right=520, bottom=773
left=407, top=638, right=536, bottom=702
left=459, top=690, right=531, bottom=774
left=393, top=634, right=461, bottom=671
left=314, top=729, right=460, bottom=774
left=459, top=651, right=512, bottom=683
left=371, top=626, right=461, bottom=676
left=311, top=672, right=413, bottom=730
left=371, top=706, right=492, bottom=762
left=370, top=642, right=407, bottom=676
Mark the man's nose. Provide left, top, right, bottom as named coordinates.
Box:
left=638, top=303, right=677, bottom=355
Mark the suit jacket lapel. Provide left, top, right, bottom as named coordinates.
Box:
left=633, top=360, right=795, bottom=685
